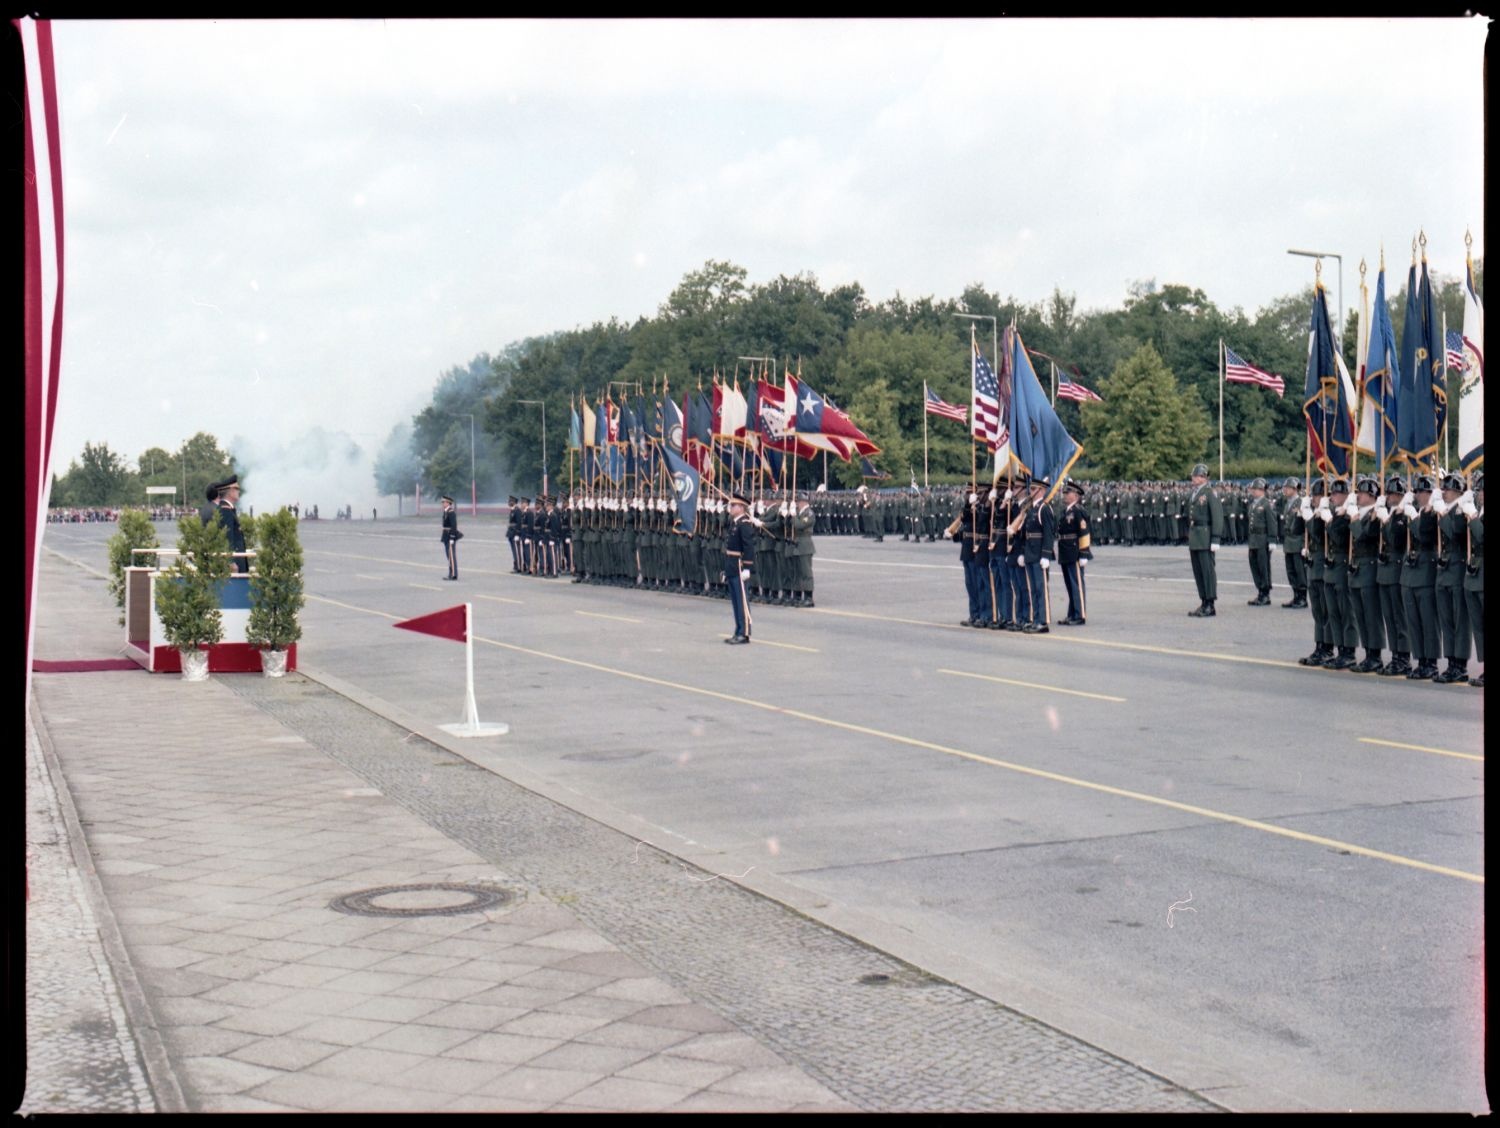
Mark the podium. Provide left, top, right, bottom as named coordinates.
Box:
left=123, top=563, right=297, bottom=674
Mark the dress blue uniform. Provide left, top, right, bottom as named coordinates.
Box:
left=1056, top=480, right=1092, bottom=625
left=724, top=495, right=756, bottom=643
left=1019, top=477, right=1057, bottom=633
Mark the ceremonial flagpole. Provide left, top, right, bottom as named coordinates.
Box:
left=1218, top=338, right=1225, bottom=481
left=923, top=380, right=930, bottom=488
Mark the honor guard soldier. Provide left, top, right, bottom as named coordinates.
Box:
left=1279, top=477, right=1308, bottom=607
left=1432, top=471, right=1472, bottom=683
left=1347, top=477, right=1386, bottom=672
left=1398, top=475, right=1441, bottom=680
left=506, top=496, right=522, bottom=572
left=1374, top=475, right=1412, bottom=676
left=1319, top=477, right=1358, bottom=670
left=950, top=487, right=986, bottom=627
left=1186, top=463, right=1224, bottom=617
left=985, top=485, right=1013, bottom=630
left=787, top=491, right=816, bottom=607
left=723, top=492, right=755, bottom=644
left=1460, top=472, right=1483, bottom=688
left=1245, top=478, right=1277, bottom=605
left=439, top=494, right=460, bottom=580
left=1019, top=474, right=1057, bottom=633
left=1056, top=478, right=1092, bottom=625
left=1298, top=479, right=1334, bottom=666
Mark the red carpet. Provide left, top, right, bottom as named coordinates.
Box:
left=33, top=658, right=141, bottom=673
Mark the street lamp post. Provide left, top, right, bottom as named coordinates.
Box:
left=450, top=413, right=476, bottom=516
left=1287, top=248, right=1344, bottom=343
left=517, top=400, right=548, bottom=497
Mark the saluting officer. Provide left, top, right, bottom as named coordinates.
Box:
left=1056, top=478, right=1092, bottom=626
left=723, top=492, right=756, bottom=644
left=1186, top=463, right=1224, bottom=617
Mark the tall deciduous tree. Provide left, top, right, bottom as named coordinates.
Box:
left=1080, top=344, right=1212, bottom=479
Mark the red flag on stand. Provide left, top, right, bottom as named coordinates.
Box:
left=393, top=605, right=467, bottom=643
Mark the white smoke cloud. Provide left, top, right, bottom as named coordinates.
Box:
left=229, top=426, right=385, bottom=519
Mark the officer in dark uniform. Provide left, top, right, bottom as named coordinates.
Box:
left=1460, top=472, right=1483, bottom=688
left=1020, top=474, right=1057, bottom=633
left=1433, top=471, right=1471, bottom=683
left=1319, top=477, right=1357, bottom=670
left=1347, top=477, right=1385, bottom=672
left=986, top=484, right=1014, bottom=630
left=1298, top=479, right=1333, bottom=666
left=1279, top=477, right=1308, bottom=607
left=439, top=494, right=460, bottom=580
left=1398, top=475, right=1440, bottom=679
left=201, top=475, right=249, bottom=574
left=1186, top=463, right=1223, bottom=617
left=951, top=487, right=984, bottom=627
left=1245, top=477, right=1276, bottom=605
left=505, top=496, right=522, bottom=572
left=1375, top=475, right=1412, bottom=676
left=1056, top=478, right=1092, bottom=625
left=723, top=492, right=755, bottom=643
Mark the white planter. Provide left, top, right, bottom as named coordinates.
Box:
left=179, top=648, right=209, bottom=681
left=260, top=648, right=288, bottom=678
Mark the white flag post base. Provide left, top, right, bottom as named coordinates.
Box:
left=440, top=605, right=508, bottom=738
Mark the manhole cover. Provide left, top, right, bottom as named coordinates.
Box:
left=329, top=882, right=516, bottom=918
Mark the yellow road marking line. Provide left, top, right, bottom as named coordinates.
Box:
left=1359, top=737, right=1483, bottom=763
left=730, top=637, right=819, bottom=653
left=408, top=583, right=443, bottom=592
left=577, top=610, right=642, bottom=624
left=477, top=594, right=525, bottom=605
left=809, top=606, right=1305, bottom=669
left=305, top=592, right=1483, bottom=885
left=939, top=667, right=1125, bottom=703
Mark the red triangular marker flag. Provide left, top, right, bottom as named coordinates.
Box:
left=393, top=604, right=467, bottom=643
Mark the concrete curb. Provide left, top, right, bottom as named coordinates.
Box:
left=29, top=699, right=189, bottom=1114
left=295, top=662, right=1259, bottom=1112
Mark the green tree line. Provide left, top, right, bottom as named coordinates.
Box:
left=49, top=432, right=237, bottom=509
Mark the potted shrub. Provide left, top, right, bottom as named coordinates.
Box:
left=246, top=507, right=303, bottom=676
left=153, top=513, right=231, bottom=680
left=106, top=508, right=159, bottom=626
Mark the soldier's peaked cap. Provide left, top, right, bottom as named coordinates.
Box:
left=1310, top=478, right=1327, bottom=497
left=1249, top=477, right=1267, bottom=490
left=1440, top=471, right=1466, bottom=492
left=1384, top=474, right=1407, bottom=493
left=1191, top=463, right=1209, bottom=478
left=1063, top=478, right=1084, bottom=495
left=1357, top=476, right=1380, bottom=496
left=1412, top=474, right=1435, bottom=492
left=440, top=494, right=455, bottom=504
left=1283, top=476, right=1301, bottom=489
left=1329, top=476, right=1350, bottom=493
left=729, top=492, right=750, bottom=506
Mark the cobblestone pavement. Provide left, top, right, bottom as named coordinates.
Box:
left=20, top=719, right=154, bottom=1114
left=220, top=673, right=1219, bottom=1113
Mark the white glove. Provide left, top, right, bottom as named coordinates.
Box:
left=1040, top=558, right=1050, bottom=570
left=1402, top=491, right=1413, bottom=507
left=1209, top=543, right=1218, bottom=553
left=1299, top=502, right=1314, bottom=521
left=749, top=516, right=764, bottom=528
left=1342, top=498, right=1359, bottom=517
left=1460, top=497, right=1478, bottom=517
left=1003, top=489, right=1014, bottom=502
left=739, top=568, right=750, bottom=581
left=1402, top=503, right=1419, bottom=519
left=987, top=489, right=997, bottom=502
left=1460, top=489, right=1474, bottom=506
left=968, top=492, right=977, bottom=504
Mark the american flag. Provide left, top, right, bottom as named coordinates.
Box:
left=1445, top=328, right=1469, bottom=372
left=1056, top=376, right=1102, bottom=403
left=1224, top=346, right=1285, bottom=397
left=971, top=346, right=1001, bottom=449
left=924, top=383, right=967, bottom=424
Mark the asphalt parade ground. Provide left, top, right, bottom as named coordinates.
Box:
left=23, top=513, right=1486, bottom=1113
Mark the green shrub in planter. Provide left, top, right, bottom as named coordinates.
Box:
left=247, top=507, right=304, bottom=652
left=107, top=509, right=159, bottom=626
left=154, top=513, right=232, bottom=654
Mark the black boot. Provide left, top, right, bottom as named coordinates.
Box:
left=1188, top=602, right=1208, bottom=617
left=1325, top=646, right=1356, bottom=670
left=1353, top=651, right=1384, bottom=674
left=1201, top=601, right=1217, bottom=617
left=1406, top=661, right=1436, bottom=680
left=1379, top=653, right=1411, bottom=677
left=1434, top=660, right=1470, bottom=684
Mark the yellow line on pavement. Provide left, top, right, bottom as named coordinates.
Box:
left=304, top=591, right=1482, bottom=885
left=808, top=606, right=1305, bottom=669
left=727, top=637, right=820, bottom=653
left=577, top=610, right=642, bottom=624
left=1358, top=737, right=1483, bottom=763
left=939, top=668, right=1125, bottom=703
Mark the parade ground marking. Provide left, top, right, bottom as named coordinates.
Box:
left=354, top=573, right=384, bottom=581
left=1358, top=737, right=1483, bottom=764
left=301, top=592, right=1481, bottom=886
left=476, top=594, right=524, bottom=605
left=307, top=547, right=507, bottom=577
left=808, top=607, right=1306, bottom=669
left=576, top=610, right=642, bottom=624
left=939, top=668, right=1126, bottom=703
left=408, top=583, right=443, bottom=592
left=723, top=637, right=820, bottom=654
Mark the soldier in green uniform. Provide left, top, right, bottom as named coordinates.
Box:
left=788, top=491, right=816, bottom=607
left=1432, top=471, right=1472, bottom=683
left=1398, top=475, right=1440, bottom=680
left=1347, top=477, right=1386, bottom=672
left=1245, top=477, right=1276, bottom=605
left=1460, top=472, right=1483, bottom=688
left=1298, top=480, right=1333, bottom=666
left=1374, top=475, right=1411, bottom=676
left=1186, top=464, right=1224, bottom=617
left=1279, top=478, right=1308, bottom=607
left=1318, top=477, right=1357, bottom=669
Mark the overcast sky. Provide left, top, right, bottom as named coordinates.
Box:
left=48, top=17, right=1486, bottom=509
